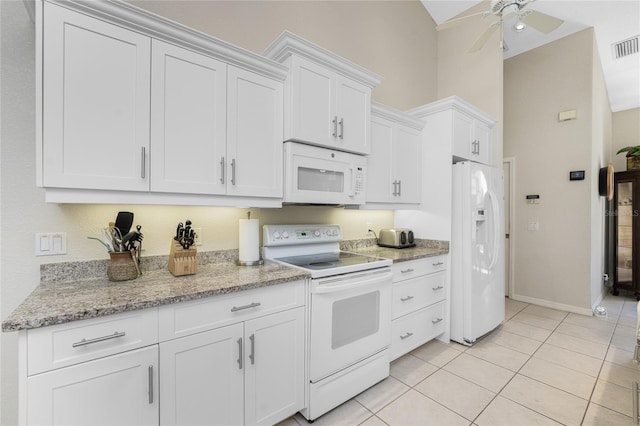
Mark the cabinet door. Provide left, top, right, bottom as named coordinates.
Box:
left=160, top=323, right=244, bottom=426
left=473, top=120, right=491, bottom=165
left=393, top=125, right=421, bottom=203
left=244, top=307, right=305, bottom=426
left=289, top=56, right=335, bottom=147
left=335, top=76, right=371, bottom=154
left=227, top=66, right=283, bottom=198
left=27, top=346, right=158, bottom=426
left=150, top=40, right=227, bottom=194
left=42, top=3, right=150, bottom=191
left=367, top=116, right=394, bottom=203
left=452, top=111, right=474, bottom=162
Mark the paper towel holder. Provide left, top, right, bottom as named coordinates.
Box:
left=237, top=211, right=264, bottom=267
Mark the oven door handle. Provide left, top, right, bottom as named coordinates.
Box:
left=313, top=270, right=392, bottom=294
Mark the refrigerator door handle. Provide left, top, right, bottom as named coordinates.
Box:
left=487, top=189, right=501, bottom=271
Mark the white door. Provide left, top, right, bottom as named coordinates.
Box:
left=150, top=40, right=227, bottom=194
left=226, top=66, right=283, bottom=198
left=290, top=56, right=335, bottom=147
left=393, top=125, right=421, bottom=203
left=27, top=346, right=158, bottom=426
left=244, top=307, right=305, bottom=426
left=474, top=121, right=491, bottom=165
left=452, top=111, right=474, bottom=161
left=503, top=159, right=513, bottom=296
left=367, top=115, right=394, bottom=202
left=335, top=76, right=371, bottom=154
left=160, top=323, right=244, bottom=426
left=42, top=3, right=150, bottom=191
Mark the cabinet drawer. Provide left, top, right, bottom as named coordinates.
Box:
left=390, top=301, right=446, bottom=361
left=392, top=271, right=445, bottom=319
left=159, top=280, right=306, bottom=341
left=392, top=256, right=446, bottom=282
left=27, top=308, right=159, bottom=375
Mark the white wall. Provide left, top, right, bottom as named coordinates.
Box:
left=612, top=108, right=640, bottom=172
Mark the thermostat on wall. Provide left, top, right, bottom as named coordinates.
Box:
left=526, top=195, right=540, bottom=204
left=570, top=170, right=585, bottom=181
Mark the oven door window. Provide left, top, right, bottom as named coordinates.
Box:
left=298, top=167, right=344, bottom=193
left=332, top=291, right=380, bottom=349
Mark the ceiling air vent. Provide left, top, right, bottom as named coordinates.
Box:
left=612, top=36, right=639, bottom=59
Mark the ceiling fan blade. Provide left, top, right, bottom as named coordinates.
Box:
left=468, top=22, right=500, bottom=53
left=520, top=10, right=564, bottom=34
left=436, top=11, right=490, bottom=31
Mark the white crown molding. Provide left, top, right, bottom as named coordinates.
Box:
left=409, top=95, right=497, bottom=125
left=371, top=103, right=425, bottom=131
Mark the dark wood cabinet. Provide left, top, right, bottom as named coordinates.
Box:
left=612, top=170, right=640, bottom=299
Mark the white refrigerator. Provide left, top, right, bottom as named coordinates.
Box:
left=451, top=161, right=505, bottom=345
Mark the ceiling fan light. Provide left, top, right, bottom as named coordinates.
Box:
left=513, top=21, right=526, bottom=32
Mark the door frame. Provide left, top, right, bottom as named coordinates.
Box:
left=503, top=157, right=516, bottom=297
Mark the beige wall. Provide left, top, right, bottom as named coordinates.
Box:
left=504, top=28, right=611, bottom=313
left=612, top=108, right=640, bottom=172
left=0, top=2, right=438, bottom=423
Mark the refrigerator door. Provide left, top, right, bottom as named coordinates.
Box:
left=451, top=161, right=505, bottom=345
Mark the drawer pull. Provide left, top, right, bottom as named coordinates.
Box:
left=148, top=366, right=154, bottom=404
left=231, top=302, right=261, bottom=312
left=400, top=295, right=414, bottom=302
left=401, top=268, right=415, bottom=274
left=432, top=261, right=444, bottom=267
left=432, top=285, right=444, bottom=291
left=72, top=331, right=126, bottom=348
left=400, top=332, right=414, bottom=340
left=249, top=333, right=255, bottom=365
left=432, top=317, right=444, bottom=324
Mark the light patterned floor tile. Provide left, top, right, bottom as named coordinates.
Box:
left=610, top=323, right=638, bottom=352
left=500, top=375, right=588, bottom=425
left=483, top=329, right=542, bottom=355
left=355, top=375, right=409, bottom=413
left=554, top=322, right=613, bottom=345
left=443, top=353, right=515, bottom=393
left=617, top=311, right=637, bottom=327
left=466, top=340, right=530, bottom=372
left=376, top=389, right=470, bottom=426
left=358, top=415, right=387, bottom=426
left=564, top=312, right=618, bottom=330
left=475, top=395, right=562, bottom=426
left=410, top=340, right=464, bottom=367
left=533, top=343, right=603, bottom=377
left=390, top=354, right=438, bottom=387
left=303, top=399, right=372, bottom=425
left=521, top=305, right=568, bottom=321
left=501, top=319, right=553, bottom=342
left=510, top=311, right=561, bottom=330
left=605, top=345, right=637, bottom=368
left=519, top=357, right=597, bottom=399
left=582, top=402, right=634, bottom=426
left=598, top=360, right=640, bottom=389
left=546, top=331, right=609, bottom=359
left=590, top=378, right=633, bottom=417
left=414, top=369, right=495, bottom=421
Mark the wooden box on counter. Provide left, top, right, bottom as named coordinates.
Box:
left=168, top=239, right=197, bottom=277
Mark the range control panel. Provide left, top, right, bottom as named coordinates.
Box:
left=263, top=224, right=342, bottom=246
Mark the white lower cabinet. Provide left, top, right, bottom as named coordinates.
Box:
left=26, top=346, right=159, bottom=426
left=159, top=307, right=305, bottom=426
left=390, top=257, right=448, bottom=361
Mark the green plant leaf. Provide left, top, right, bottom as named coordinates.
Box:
left=616, top=146, right=640, bottom=156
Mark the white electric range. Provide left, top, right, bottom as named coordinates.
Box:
left=263, top=224, right=392, bottom=421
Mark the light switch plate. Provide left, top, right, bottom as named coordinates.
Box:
left=35, top=232, right=67, bottom=256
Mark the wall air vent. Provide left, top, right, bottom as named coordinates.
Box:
left=612, top=36, right=639, bottom=59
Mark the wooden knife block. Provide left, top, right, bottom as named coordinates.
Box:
left=168, top=239, right=197, bottom=277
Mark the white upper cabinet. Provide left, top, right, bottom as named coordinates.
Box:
left=452, top=109, right=491, bottom=165
left=42, top=2, right=151, bottom=191
left=367, top=104, right=424, bottom=206
left=264, top=31, right=381, bottom=155
left=150, top=40, right=227, bottom=195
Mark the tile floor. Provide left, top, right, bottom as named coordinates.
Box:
left=279, top=294, right=640, bottom=425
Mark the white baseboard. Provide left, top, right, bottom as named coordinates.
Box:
left=510, top=293, right=594, bottom=317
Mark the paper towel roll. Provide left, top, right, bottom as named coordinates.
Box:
left=239, top=219, right=260, bottom=262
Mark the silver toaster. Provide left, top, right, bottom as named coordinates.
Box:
left=378, top=228, right=415, bottom=249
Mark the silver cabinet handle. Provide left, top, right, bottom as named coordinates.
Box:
left=237, top=337, right=243, bottom=370
left=392, top=180, right=397, bottom=196
left=231, top=302, right=261, bottom=312
left=148, top=365, right=154, bottom=404
left=72, top=331, right=126, bottom=348
left=140, top=147, right=146, bottom=179
left=476, top=140, right=480, bottom=156
left=432, top=285, right=444, bottom=291
left=249, top=333, right=255, bottom=365
left=338, top=118, right=344, bottom=139
left=401, top=268, right=414, bottom=274
left=400, top=332, right=414, bottom=340
left=220, top=157, right=225, bottom=184
left=432, top=261, right=444, bottom=267
left=400, top=295, right=414, bottom=302
left=398, top=180, right=402, bottom=196
left=432, top=317, right=444, bottom=324
left=231, top=158, right=236, bottom=185
left=332, top=116, right=338, bottom=138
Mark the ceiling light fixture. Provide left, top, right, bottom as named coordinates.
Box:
left=513, top=21, right=526, bottom=32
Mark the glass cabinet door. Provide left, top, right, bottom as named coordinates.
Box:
left=617, top=181, right=633, bottom=284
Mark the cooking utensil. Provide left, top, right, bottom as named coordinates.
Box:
left=114, top=211, right=134, bottom=236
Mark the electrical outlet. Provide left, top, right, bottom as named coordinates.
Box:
left=35, top=232, right=67, bottom=256
left=193, top=228, right=202, bottom=246
left=366, top=222, right=373, bottom=235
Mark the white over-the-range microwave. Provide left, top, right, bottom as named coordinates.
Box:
left=283, top=142, right=366, bottom=205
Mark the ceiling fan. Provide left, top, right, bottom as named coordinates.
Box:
left=436, top=0, right=564, bottom=53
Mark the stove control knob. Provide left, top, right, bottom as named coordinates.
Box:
left=282, top=231, right=289, bottom=239
left=314, top=230, right=321, bottom=237
left=273, top=231, right=281, bottom=239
